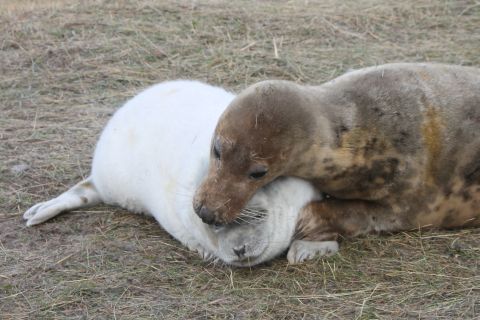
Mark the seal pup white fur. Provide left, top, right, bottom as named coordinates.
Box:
left=23, top=80, right=323, bottom=266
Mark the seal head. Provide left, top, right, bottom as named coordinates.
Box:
left=193, top=80, right=316, bottom=224
left=214, top=176, right=320, bottom=266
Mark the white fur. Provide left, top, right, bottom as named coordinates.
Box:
left=215, top=177, right=321, bottom=266
left=91, top=80, right=233, bottom=256
left=24, top=80, right=322, bottom=266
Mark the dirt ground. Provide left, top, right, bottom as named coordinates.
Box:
left=1, top=0, right=479, bottom=318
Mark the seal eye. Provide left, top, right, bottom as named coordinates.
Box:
left=213, top=144, right=220, bottom=160
left=249, top=167, right=268, bottom=180
left=213, top=137, right=221, bottom=160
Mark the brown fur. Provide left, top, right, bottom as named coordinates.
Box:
left=194, top=63, right=480, bottom=242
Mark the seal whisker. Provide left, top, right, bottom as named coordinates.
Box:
left=240, top=208, right=267, bottom=220
left=239, top=212, right=267, bottom=221
left=239, top=211, right=265, bottom=220
left=234, top=216, right=255, bottom=225
left=239, top=213, right=266, bottom=220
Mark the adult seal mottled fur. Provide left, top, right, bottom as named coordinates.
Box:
left=193, top=63, right=480, bottom=254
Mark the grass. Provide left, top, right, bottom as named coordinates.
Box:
left=1, top=0, right=479, bottom=318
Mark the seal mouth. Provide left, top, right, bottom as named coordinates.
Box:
left=213, top=222, right=270, bottom=267
left=219, top=244, right=268, bottom=267
left=212, top=223, right=224, bottom=231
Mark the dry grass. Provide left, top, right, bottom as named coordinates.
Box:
left=1, top=0, right=479, bottom=318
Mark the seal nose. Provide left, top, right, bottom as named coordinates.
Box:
left=197, top=205, right=216, bottom=225
left=233, top=245, right=246, bottom=258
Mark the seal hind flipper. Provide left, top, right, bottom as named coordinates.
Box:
left=24, top=177, right=102, bottom=226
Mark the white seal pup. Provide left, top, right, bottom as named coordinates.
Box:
left=23, top=80, right=324, bottom=266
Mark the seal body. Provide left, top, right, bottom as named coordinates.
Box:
left=23, top=80, right=321, bottom=266
left=90, top=80, right=232, bottom=254
left=194, top=63, right=480, bottom=247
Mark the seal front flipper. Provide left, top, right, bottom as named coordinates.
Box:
left=287, top=240, right=339, bottom=264
left=290, top=198, right=407, bottom=263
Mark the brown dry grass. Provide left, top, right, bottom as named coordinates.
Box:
left=1, top=0, right=479, bottom=318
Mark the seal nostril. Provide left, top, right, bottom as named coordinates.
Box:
left=233, top=245, right=246, bottom=258
left=199, top=205, right=216, bottom=225
left=193, top=201, right=202, bottom=215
